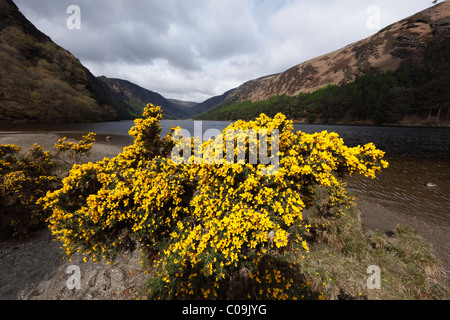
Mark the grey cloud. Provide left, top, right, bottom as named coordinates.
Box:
left=15, top=0, right=202, bottom=69
left=14, top=0, right=261, bottom=71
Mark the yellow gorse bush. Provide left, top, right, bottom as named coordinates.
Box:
left=1, top=133, right=97, bottom=237
left=53, top=132, right=96, bottom=164
left=0, top=143, right=57, bottom=236
left=42, top=104, right=388, bottom=299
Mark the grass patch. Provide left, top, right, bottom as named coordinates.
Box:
left=298, top=193, right=449, bottom=300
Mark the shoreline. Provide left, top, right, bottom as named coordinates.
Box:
left=356, top=198, right=449, bottom=279
left=0, top=132, right=128, bottom=163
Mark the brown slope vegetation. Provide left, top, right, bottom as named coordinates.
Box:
left=0, top=0, right=133, bottom=123
left=98, top=77, right=189, bottom=119
left=224, top=1, right=450, bottom=104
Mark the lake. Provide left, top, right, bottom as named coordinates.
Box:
left=1, top=120, right=449, bottom=224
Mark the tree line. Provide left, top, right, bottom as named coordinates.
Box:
left=197, top=62, right=450, bottom=126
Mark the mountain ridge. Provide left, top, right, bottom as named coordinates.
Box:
left=0, top=0, right=233, bottom=123
left=97, top=77, right=189, bottom=119
left=197, top=1, right=450, bottom=126
left=2, top=0, right=449, bottom=124
left=222, top=1, right=450, bottom=104
left=180, top=88, right=237, bottom=119
left=0, top=0, right=141, bottom=123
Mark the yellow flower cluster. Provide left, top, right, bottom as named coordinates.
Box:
left=53, top=132, right=96, bottom=164
left=0, top=144, right=21, bottom=158
left=42, top=103, right=388, bottom=299
left=0, top=143, right=58, bottom=236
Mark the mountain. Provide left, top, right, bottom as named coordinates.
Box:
left=224, top=1, right=450, bottom=104
left=0, top=0, right=231, bottom=123
left=0, top=0, right=135, bottom=123
left=199, top=1, right=450, bottom=125
left=98, top=77, right=189, bottom=119
left=166, top=88, right=237, bottom=119
left=167, top=99, right=198, bottom=110
left=185, top=88, right=236, bottom=118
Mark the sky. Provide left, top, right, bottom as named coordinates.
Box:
left=13, top=0, right=440, bottom=102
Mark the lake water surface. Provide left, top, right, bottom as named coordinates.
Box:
left=1, top=120, right=449, bottom=223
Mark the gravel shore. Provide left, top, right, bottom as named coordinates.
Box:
left=0, top=228, right=148, bottom=300
left=0, top=133, right=147, bottom=300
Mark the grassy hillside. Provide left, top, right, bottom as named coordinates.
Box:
left=221, top=1, right=450, bottom=106
left=0, top=0, right=134, bottom=123
left=199, top=2, right=450, bottom=126
left=98, top=77, right=190, bottom=119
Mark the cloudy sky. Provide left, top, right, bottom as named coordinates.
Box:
left=14, top=0, right=438, bottom=102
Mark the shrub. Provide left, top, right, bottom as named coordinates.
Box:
left=42, top=104, right=388, bottom=299
left=0, top=143, right=57, bottom=236
left=0, top=133, right=96, bottom=237
left=53, top=132, right=96, bottom=165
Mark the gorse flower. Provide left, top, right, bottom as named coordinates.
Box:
left=1, top=133, right=100, bottom=237
left=41, top=103, right=388, bottom=299
left=53, top=132, right=96, bottom=164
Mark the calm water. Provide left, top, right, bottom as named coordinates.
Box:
left=1, top=120, right=449, bottom=223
